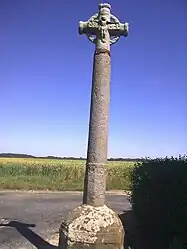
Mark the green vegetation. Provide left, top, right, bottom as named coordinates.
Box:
left=130, top=155, right=187, bottom=248
left=0, top=157, right=135, bottom=190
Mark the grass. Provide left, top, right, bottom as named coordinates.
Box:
left=0, top=158, right=135, bottom=191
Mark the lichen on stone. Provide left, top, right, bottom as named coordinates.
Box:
left=67, top=204, right=123, bottom=244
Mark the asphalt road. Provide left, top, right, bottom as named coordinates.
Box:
left=0, top=191, right=131, bottom=249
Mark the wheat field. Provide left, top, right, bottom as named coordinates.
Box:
left=0, top=158, right=136, bottom=191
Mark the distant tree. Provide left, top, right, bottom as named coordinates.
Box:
left=0, top=153, right=143, bottom=161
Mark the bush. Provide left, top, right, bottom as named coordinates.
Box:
left=130, top=155, right=187, bottom=245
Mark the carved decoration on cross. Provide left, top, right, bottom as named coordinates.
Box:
left=79, top=3, right=129, bottom=46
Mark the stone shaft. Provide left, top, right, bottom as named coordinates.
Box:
left=83, top=47, right=110, bottom=207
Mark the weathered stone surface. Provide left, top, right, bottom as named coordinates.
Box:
left=83, top=50, right=110, bottom=207
left=59, top=205, right=124, bottom=249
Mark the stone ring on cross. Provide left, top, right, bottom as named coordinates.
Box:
left=79, top=3, right=129, bottom=46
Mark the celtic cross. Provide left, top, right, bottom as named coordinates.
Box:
left=79, top=3, right=129, bottom=51
left=78, top=3, right=129, bottom=207
left=58, top=4, right=129, bottom=248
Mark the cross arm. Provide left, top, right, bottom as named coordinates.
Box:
left=108, top=22, right=129, bottom=37
left=79, top=21, right=98, bottom=36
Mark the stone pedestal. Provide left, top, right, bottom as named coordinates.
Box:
left=58, top=204, right=124, bottom=249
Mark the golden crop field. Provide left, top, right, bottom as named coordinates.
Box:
left=0, top=158, right=136, bottom=191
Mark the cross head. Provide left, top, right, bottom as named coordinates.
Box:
left=79, top=3, right=129, bottom=45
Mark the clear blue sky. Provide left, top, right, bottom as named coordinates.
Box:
left=0, top=0, right=186, bottom=158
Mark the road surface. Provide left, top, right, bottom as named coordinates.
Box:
left=0, top=191, right=131, bottom=248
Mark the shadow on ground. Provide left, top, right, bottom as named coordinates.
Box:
left=0, top=215, right=166, bottom=249
left=0, top=221, right=58, bottom=249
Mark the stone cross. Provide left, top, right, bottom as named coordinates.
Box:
left=79, top=3, right=129, bottom=207
left=58, top=4, right=129, bottom=248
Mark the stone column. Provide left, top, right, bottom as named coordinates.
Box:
left=82, top=40, right=111, bottom=207
left=59, top=3, right=129, bottom=249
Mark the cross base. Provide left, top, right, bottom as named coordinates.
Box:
left=58, top=204, right=124, bottom=249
